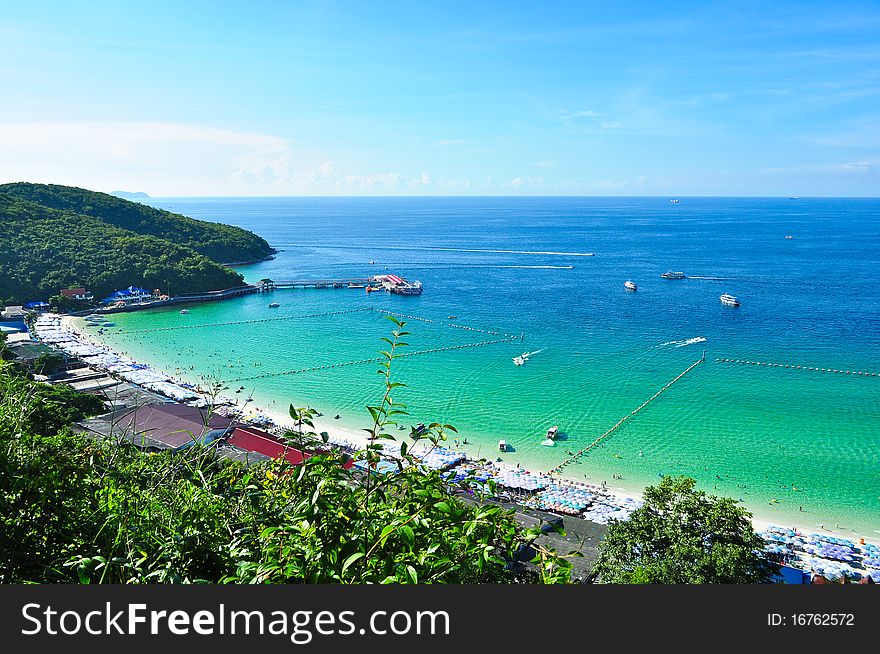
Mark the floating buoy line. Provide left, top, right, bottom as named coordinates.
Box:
left=550, top=353, right=706, bottom=474
left=232, top=336, right=520, bottom=382
left=715, top=358, right=878, bottom=378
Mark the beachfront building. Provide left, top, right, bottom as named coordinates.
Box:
left=22, top=301, right=50, bottom=312
left=111, top=403, right=235, bottom=451
left=0, top=306, right=26, bottom=321
left=100, top=285, right=154, bottom=306
left=60, top=287, right=94, bottom=302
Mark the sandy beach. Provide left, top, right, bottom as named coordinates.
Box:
left=57, top=314, right=880, bottom=549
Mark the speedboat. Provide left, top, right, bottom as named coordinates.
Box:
left=498, top=440, right=507, bottom=452
left=546, top=425, right=559, bottom=440
left=719, top=293, right=740, bottom=307
left=660, top=271, right=685, bottom=279
left=179, top=309, right=190, bottom=314
left=513, top=356, right=525, bottom=366
left=624, top=280, right=637, bottom=291
left=268, top=302, right=280, bottom=308
left=670, top=198, right=680, bottom=204
left=348, top=283, right=365, bottom=289
left=448, top=315, right=458, bottom=320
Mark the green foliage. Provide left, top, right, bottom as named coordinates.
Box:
left=33, top=352, right=65, bottom=376
left=0, top=183, right=273, bottom=264
left=0, top=191, right=247, bottom=304
left=0, top=332, right=12, bottom=361
left=0, top=321, right=571, bottom=584
left=593, top=475, right=779, bottom=584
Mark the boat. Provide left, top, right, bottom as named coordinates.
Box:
left=348, top=283, right=365, bottom=289
left=670, top=198, right=680, bottom=204
left=785, top=235, right=793, bottom=239
left=179, top=309, right=190, bottom=314
left=660, top=271, right=686, bottom=279
left=719, top=293, right=740, bottom=307
left=624, top=280, right=638, bottom=291
left=498, top=440, right=507, bottom=452
left=546, top=425, right=559, bottom=440
left=369, top=260, right=376, bottom=264
left=513, top=356, right=525, bottom=366
left=448, top=315, right=458, bottom=320
left=268, top=302, right=280, bottom=308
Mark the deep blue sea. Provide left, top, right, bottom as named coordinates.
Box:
left=99, top=196, right=880, bottom=536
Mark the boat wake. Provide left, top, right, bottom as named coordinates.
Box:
left=277, top=244, right=595, bottom=257
left=659, top=336, right=707, bottom=348
left=540, top=439, right=556, bottom=447
left=686, top=276, right=731, bottom=281
left=513, top=349, right=544, bottom=366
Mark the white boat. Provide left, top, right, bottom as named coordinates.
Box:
left=719, top=293, right=740, bottom=307
left=498, top=440, right=507, bottom=452
left=348, top=283, right=365, bottom=289
left=546, top=425, right=559, bottom=440
left=179, top=309, right=190, bottom=314
left=624, top=280, right=638, bottom=291
left=513, top=356, right=525, bottom=366
left=660, top=271, right=685, bottom=279
left=268, top=302, right=280, bottom=308
left=670, top=198, right=680, bottom=204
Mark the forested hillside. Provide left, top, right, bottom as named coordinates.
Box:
left=0, top=192, right=246, bottom=304
left=0, top=182, right=273, bottom=264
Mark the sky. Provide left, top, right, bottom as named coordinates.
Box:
left=1, top=0, right=879, bottom=196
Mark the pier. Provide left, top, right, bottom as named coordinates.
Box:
left=266, top=278, right=372, bottom=290
left=550, top=353, right=706, bottom=474
left=263, top=274, right=422, bottom=294
left=715, top=358, right=879, bottom=378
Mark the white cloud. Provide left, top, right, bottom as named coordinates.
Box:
left=501, top=176, right=544, bottom=189
left=410, top=171, right=431, bottom=187
left=0, top=121, right=413, bottom=195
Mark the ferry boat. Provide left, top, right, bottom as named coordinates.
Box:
left=546, top=425, right=559, bottom=440
left=268, top=302, right=281, bottom=308
left=660, top=271, right=686, bottom=279
left=719, top=293, right=740, bottom=307
left=624, top=280, right=638, bottom=291
left=179, top=309, right=190, bottom=314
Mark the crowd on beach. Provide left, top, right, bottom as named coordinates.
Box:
left=27, top=312, right=879, bottom=583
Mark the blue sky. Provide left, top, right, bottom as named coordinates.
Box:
left=1, top=1, right=879, bottom=195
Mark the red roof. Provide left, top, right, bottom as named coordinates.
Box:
left=227, top=426, right=353, bottom=468
left=60, top=287, right=88, bottom=297
left=113, top=403, right=234, bottom=449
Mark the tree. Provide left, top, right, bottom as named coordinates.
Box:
left=0, top=332, right=12, bottom=362
left=33, top=352, right=65, bottom=376
left=593, top=475, right=779, bottom=584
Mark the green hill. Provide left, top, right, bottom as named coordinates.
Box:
left=0, top=182, right=274, bottom=264
left=0, top=190, right=251, bottom=305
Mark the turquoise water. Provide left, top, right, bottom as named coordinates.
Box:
left=88, top=197, right=880, bottom=537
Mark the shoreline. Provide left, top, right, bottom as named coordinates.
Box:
left=55, top=313, right=880, bottom=549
